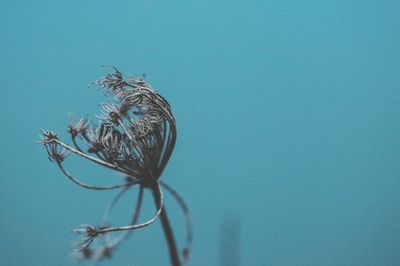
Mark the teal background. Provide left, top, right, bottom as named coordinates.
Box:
left=1, top=1, right=400, bottom=265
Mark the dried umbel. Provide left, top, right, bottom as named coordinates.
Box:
left=38, top=67, right=192, bottom=266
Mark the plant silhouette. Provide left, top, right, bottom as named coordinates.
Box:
left=38, top=66, right=192, bottom=266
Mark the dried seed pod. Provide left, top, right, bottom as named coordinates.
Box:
left=38, top=67, right=191, bottom=266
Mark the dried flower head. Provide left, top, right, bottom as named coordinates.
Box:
left=38, top=67, right=192, bottom=266
left=67, top=115, right=90, bottom=137
left=40, top=130, right=69, bottom=163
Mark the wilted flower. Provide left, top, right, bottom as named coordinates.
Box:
left=40, top=130, right=69, bottom=163
left=38, top=67, right=192, bottom=266
left=97, top=102, right=124, bottom=126
left=67, top=115, right=90, bottom=137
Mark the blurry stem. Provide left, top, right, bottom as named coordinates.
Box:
left=151, top=182, right=180, bottom=266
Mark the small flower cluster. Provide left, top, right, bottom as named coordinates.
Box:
left=38, top=67, right=192, bottom=264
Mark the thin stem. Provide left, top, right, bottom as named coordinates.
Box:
left=102, top=186, right=131, bottom=222
left=54, top=139, right=129, bottom=174
left=57, top=162, right=131, bottom=191
left=71, top=135, right=84, bottom=153
left=109, top=185, right=144, bottom=249
left=131, top=185, right=144, bottom=224
left=152, top=184, right=181, bottom=266
left=97, top=183, right=163, bottom=234
left=160, top=180, right=192, bottom=263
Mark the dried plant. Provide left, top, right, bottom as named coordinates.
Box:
left=38, top=66, right=192, bottom=266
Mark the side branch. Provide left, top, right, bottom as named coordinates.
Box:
left=57, top=162, right=133, bottom=191
left=96, top=183, right=163, bottom=234
left=153, top=183, right=181, bottom=266
left=160, top=180, right=193, bottom=263
left=54, top=139, right=128, bottom=174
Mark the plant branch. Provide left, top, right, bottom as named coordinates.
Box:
left=152, top=183, right=181, bottom=266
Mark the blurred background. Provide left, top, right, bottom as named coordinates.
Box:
left=1, top=1, right=400, bottom=265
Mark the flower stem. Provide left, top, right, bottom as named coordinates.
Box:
left=151, top=185, right=181, bottom=266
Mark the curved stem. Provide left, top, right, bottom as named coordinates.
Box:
left=54, top=139, right=130, bottom=175
left=108, top=185, right=145, bottom=249
left=160, top=180, right=192, bottom=263
left=151, top=183, right=181, bottom=266
left=71, top=135, right=84, bottom=153
left=57, top=162, right=131, bottom=190
left=102, top=186, right=131, bottom=223
left=97, top=183, right=163, bottom=234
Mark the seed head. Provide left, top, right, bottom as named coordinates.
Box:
left=39, top=67, right=191, bottom=264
